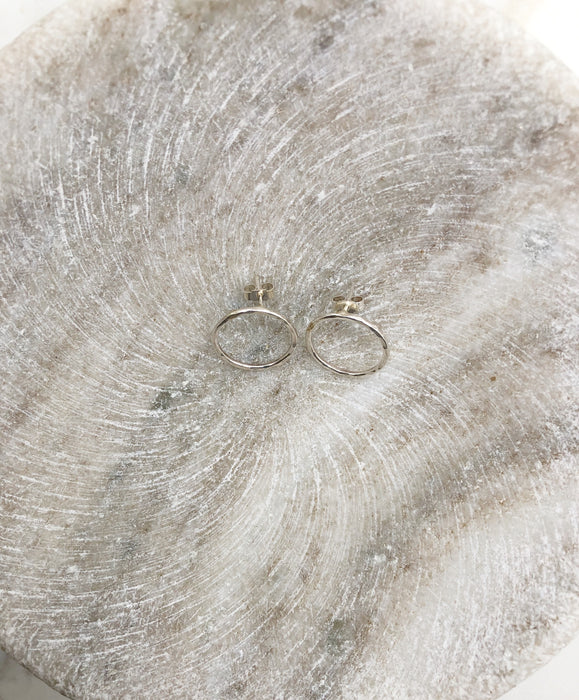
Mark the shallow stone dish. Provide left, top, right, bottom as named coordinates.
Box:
left=0, top=0, right=577, bottom=697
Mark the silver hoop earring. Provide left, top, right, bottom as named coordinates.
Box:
left=305, top=295, right=389, bottom=376
left=212, top=282, right=298, bottom=370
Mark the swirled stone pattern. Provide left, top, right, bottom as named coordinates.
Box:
left=0, top=0, right=578, bottom=698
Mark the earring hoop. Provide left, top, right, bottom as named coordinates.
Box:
left=212, top=283, right=297, bottom=369
left=305, top=296, right=389, bottom=376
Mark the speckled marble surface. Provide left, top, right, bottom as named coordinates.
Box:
left=0, top=0, right=578, bottom=698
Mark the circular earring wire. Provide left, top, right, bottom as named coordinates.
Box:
left=305, top=296, right=389, bottom=376
left=212, top=283, right=298, bottom=370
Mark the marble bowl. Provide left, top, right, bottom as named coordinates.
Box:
left=0, top=0, right=578, bottom=697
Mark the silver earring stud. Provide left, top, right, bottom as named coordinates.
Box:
left=212, top=282, right=298, bottom=369
left=305, top=295, right=389, bottom=376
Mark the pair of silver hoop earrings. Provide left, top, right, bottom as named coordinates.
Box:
left=211, top=283, right=389, bottom=376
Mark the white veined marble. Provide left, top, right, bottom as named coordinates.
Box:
left=0, top=0, right=577, bottom=698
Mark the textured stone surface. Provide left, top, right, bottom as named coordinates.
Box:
left=0, top=0, right=578, bottom=698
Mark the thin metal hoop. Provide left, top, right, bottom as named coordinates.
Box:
left=305, top=312, right=389, bottom=376
left=212, top=306, right=298, bottom=370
